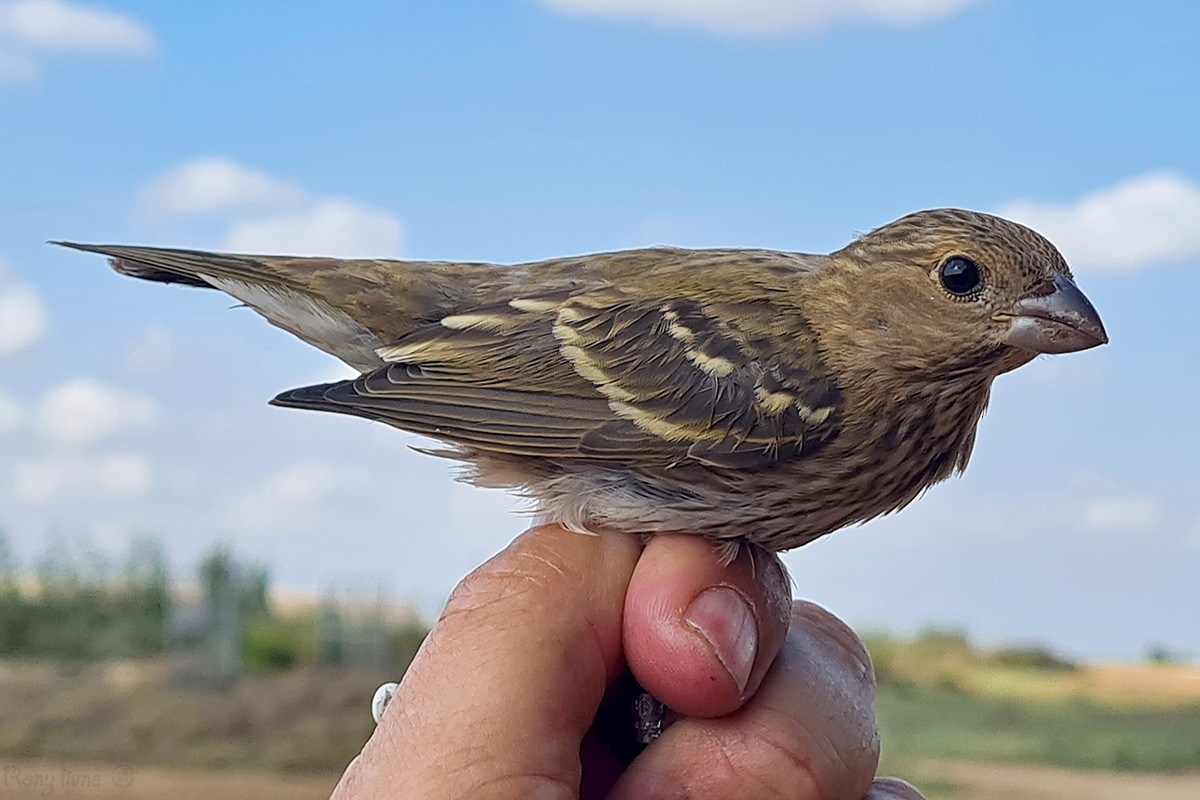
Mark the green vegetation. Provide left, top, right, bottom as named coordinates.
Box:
left=863, top=627, right=1077, bottom=688
left=0, top=533, right=425, bottom=675
left=0, top=535, right=168, bottom=661
left=878, top=682, right=1200, bottom=774
left=867, top=629, right=1200, bottom=778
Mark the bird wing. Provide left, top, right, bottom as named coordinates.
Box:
left=56, top=241, right=842, bottom=467
left=274, top=287, right=844, bottom=468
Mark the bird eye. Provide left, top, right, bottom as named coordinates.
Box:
left=939, top=256, right=982, bottom=297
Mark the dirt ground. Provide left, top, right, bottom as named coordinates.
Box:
left=3, top=761, right=1199, bottom=800
left=0, top=762, right=339, bottom=800
left=913, top=760, right=1200, bottom=800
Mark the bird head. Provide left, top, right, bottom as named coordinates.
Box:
left=820, top=208, right=1107, bottom=382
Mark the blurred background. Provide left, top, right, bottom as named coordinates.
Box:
left=1, top=1, right=1197, bottom=797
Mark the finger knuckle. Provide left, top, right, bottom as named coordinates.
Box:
left=792, top=599, right=875, bottom=681
left=442, top=563, right=541, bottom=626
left=680, top=725, right=818, bottom=800
left=440, top=538, right=573, bottom=626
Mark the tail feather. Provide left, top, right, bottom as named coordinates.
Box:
left=51, top=241, right=497, bottom=349
left=50, top=241, right=292, bottom=289
left=55, top=241, right=391, bottom=369
left=52, top=241, right=220, bottom=288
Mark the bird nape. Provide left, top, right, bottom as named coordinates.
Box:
left=54, top=208, right=1107, bottom=553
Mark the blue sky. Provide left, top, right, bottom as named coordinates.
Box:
left=1, top=0, right=1197, bottom=659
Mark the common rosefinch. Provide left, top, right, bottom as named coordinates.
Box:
left=57, top=209, right=1106, bottom=554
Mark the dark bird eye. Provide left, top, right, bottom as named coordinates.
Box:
left=939, top=256, right=982, bottom=297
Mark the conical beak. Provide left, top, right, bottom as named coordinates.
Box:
left=1003, top=274, right=1108, bottom=354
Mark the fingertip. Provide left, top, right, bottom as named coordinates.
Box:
left=623, top=536, right=791, bottom=717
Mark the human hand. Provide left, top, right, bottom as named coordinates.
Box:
left=332, top=524, right=925, bottom=799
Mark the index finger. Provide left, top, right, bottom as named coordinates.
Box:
left=332, top=524, right=642, bottom=800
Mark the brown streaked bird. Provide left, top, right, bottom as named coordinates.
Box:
left=55, top=209, right=1107, bottom=555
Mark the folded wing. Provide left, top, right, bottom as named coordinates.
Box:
left=274, top=289, right=844, bottom=468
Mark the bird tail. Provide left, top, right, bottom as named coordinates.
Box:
left=50, top=241, right=500, bottom=370
left=50, top=241, right=294, bottom=290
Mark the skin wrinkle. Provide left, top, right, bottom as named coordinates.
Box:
left=441, top=528, right=609, bottom=624
left=438, top=566, right=554, bottom=624
left=828, top=739, right=874, bottom=800
left=464, top=771, right=578, bottom=800
left=346, top=696, right=499, bottom=797
left=723, top=716, right=822, bottom=800
left=693, top=726, right=762, bottom=798
left=742, top=701, right=867, bottom=799
left=744, top=727, right=824, bottom=800
left=666, top=722, right=818, bottom=800
left=516, top=549, right=569, bottom=579
left=811, top=727, right=868, bottom=800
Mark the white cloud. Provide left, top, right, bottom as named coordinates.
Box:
left=38, top=378, right=158, bottom=445
left=1081, top=493, right=1164, bottom=534
left=0, top=0, right=156, bottom=56
left=537, top=0, right=981, bottom=36
left=121, top=326, right=174, bottom=372
left=232, top=463, right=345, bottom=530
left=12, top=450, right=152, bottom=503
left=0, top=281, right=48, bottom=357
left=0, top=390, right=21, bottom=433
left=0, top=44, right=36, bottom=80
left=224, top=198, right=406, bottom=258
left=138, top=159, right=406, bottom=257
left=1000, top=172, right=1200, bottom=272
left=138, top=157, right=306, bottom=217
